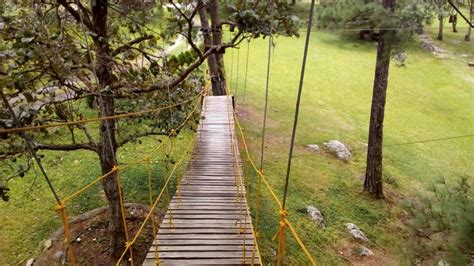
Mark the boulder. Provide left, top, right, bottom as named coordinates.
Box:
left=306, top=206, right=324, bottom=227
left=346, top=223, right=370, bottom=242
left=323, top=140, right=352, bottom=161
left=307, top=144, right=320, bottom=153
left=26, top=258, right=35, bottom=266
left=43, top=239, right=52, bottom=250
left=357, top=246, right=374, bottom=257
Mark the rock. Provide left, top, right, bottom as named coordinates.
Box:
left=76, top=237, right=82, bottom=242
left=43, top=239, right=52, bottom=250
left=307, top=144, right=320, bottom=153
left=357, top=246, right=374, bottom=257
left=438, top=259, right=449, bottom=266
left=26, top=258, right=35, bottom=266
left=468, top=62, right=474, bottom=67
left=306, top=206, right=324, bottom=227
left=323, top=140, right=352, bottom=161
left=346, top=223, right=370, bottom=242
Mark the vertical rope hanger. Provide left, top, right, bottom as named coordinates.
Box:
left=282, top=0, right=316, bottom=209
left=242, top=40, right=251, bottom=113
left=259, top=0, right=275, bottom=171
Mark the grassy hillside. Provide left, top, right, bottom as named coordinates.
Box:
left=224, top=28, right=473, bottom=264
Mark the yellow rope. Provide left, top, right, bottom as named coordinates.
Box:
left=285, top=219, right=318, bottom=266
left=0, top=94, right=200, bottom=134
left=62, top=168, right=117, bottom=203
left=232, top=99, right=317, bottom=265
left=114, top=166, right=134, bottom=265
left=145, top=156, right=160, bottom=265
left=116, top=136, right=196, bottom=265
left=55, top=203, right=76, bottom=266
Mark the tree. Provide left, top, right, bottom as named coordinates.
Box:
left=317, top=0, right=432, bottom=198
left=465, top=0, right=472, bottom=41
left=0, top=0, right=299, bottom=258
left=434, top=0, right=451, bottom=40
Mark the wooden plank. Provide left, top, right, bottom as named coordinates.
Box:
left=146, top=96, right=260, bottom=265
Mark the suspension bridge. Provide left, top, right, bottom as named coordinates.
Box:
left=0, top=1, right=320, bottom=264
left=143, top=96, right=260, bottom=265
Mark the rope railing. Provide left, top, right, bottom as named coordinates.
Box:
left=0, top=94, right=201, bottom=134
left=234, top=113, right=317, bottom=266
left=47, top=89, right=206, bottom=265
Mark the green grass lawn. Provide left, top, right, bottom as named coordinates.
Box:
left=224, top=27, right=473, bottom=264
left=0, top=127, right=194, bottom=264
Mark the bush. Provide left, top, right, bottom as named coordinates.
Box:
left=402, top=176, right=474, bottom=264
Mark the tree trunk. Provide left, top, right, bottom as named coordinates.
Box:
left=199, top=3, right=221, bottom=95
left=209, top=0, right=227, bottom=96
left=92, top=0, right=126, bottom=258
left=364, top=0, right=395, bottom=199
left=465, top=4, right=472, bottom=41
left=438, top=15, right=444, bottom=40
left=452, top=15, right=458, bottom=32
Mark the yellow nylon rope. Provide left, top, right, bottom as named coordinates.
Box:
left=114, top=166, right=134, bottom=265
left=55, top=203, right=76, bottom=266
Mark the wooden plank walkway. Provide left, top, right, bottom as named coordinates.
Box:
left=143, top=96, right=261, bottom=265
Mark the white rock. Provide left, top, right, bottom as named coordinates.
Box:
left=307, top=144, right=320, bottom=153
left=306, top=206, right=324, bottom=227
left=323, top=140, right=352, bottom=161
left=438, top=259, right=450, bottom=266
left=346, top=223, right=370, bottom=242
left=44, top=239, right=52, bottom=250
left=26, top=258, right=35, bottom=266
left=76, top=237, right=81, bottom=242
left=358, top=246, right=374, bottom=257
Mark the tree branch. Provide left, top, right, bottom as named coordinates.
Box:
left=57, top=0, right=94, bottom=32
left=117, top=131, right=168, bottom=148
left=111, top=35, right=154, bottom=56
left=129, top=33, right=243, bottom=94
left=35, top=142, right=98, bottom=152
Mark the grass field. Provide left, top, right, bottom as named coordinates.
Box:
left=224, top=25, right=473, bottom=264
left=0, top=128, right=194, bottom=264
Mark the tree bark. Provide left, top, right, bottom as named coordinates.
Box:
left=364, top=0, right=395, bottom=199
left=198, top=3, right=221, bottom=95
left=438, top=15, right=444, bottom=40
left=208, top=0, right=227, bottom=96
left=465, top=4, right=472, bottom=41
left=92, top=0, right=126, bottom=258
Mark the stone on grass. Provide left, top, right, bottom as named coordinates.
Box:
left=43, top=239, right=52, bottom=250
left=438, top=259, right=450, bottom=266
left=323, top=140, right=352, bottom=161
left=26, top=258, right=35, bottom=266
left=357, top=246, right=374, bottom=257
left=346, top=223, right=370, bottom=242
left=306, top=206, right=324, bottom=227
left=468, top=62, right=474, bottom=67
left=307, top=144, right=320, bottom=153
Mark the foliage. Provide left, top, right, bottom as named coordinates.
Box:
left=317, top=0, right=434, bottom=42
left=227, top=1, right=302, bottom=38
left=402, top=176, right=474, bottom=264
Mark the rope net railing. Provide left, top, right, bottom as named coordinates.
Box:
left=16, top=87, right=207, bottom=266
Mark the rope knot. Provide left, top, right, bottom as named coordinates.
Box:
left=55, top=202, right=66, bottom=211
left=279, top=209, right=289, bottom=218
left=170, top=129, right=177, bottom=137
left=125, top=241, right=133, bottom=248
left=112, top=165, right=120, bottom=171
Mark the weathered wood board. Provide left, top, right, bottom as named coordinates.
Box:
left=143, top=96, right=260, bottom=265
